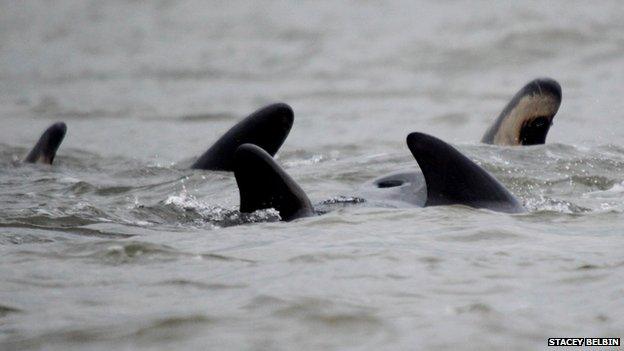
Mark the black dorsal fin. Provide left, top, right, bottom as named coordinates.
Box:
left=192, top=103, right=294, bottom=171
left=24, top=122, right=67, bottom=165
left=234, top=144, right=314, bottom=221
left=407, top=132, right=524, bottom=213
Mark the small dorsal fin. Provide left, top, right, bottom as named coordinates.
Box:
left=407, top=132, right=524, bottom=213
left=234, top=144, right=314, bottom=221
left=192, top=103, right=294, bottom=171
left=24, top=122, right=67, bottom=165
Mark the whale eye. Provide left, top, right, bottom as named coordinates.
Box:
left=377, top=179, right=404, bottom=188
left=520, top=116, right=551, bottom=145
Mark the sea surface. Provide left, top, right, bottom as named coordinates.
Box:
left=2, top=1, right=624, bottom=350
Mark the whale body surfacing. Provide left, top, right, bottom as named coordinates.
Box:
left=482, top=78, right=562, bottom=146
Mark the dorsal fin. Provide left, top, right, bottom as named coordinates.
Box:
left=24, top=122, right=67, bottom=165
left=481, top=78, right=562, bottom=145
left=191, top=103, right=294, bottom=171
left=407, top=132, right=524, bottom=213
left=234, top=144, right=314, bottom=221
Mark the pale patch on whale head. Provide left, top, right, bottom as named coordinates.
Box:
left=482, top=78, right=562, bottom=146
left=493, top=93, right=560, bottom=145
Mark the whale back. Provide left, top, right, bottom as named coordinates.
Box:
left=360, top=171, right=427, bottom=208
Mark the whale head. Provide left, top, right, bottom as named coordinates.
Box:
left=24, top=122, right=67, bottom=165
left=482, top=78, right=562, bottom=146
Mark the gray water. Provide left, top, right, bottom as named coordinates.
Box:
left=2, top=1, right=624, bottom=350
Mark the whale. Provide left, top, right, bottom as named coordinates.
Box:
left=192, top=103, right=294, bottom=171
left=481, top=78, right=562, bottom=146
left=362, top=133, right=524, bottom=214
left=231, top=133, right=524, bottom=221
left=23, top=122, right=67, bottom=165
left=189, top=98, right=530, bottom=219
left=360, top=79, right=561, bottom=213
